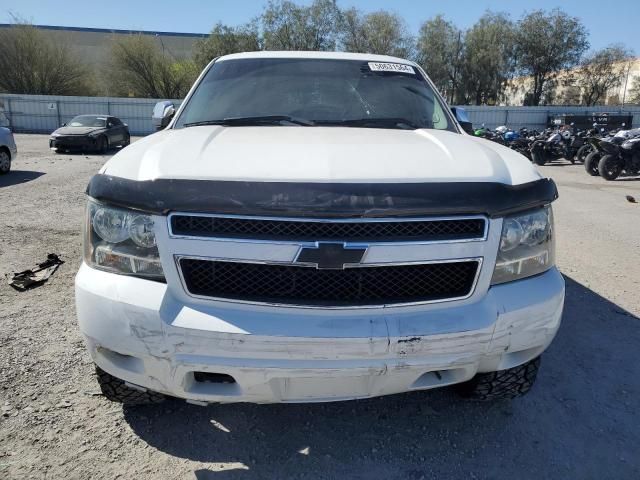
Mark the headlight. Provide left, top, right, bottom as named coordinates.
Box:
left=84, top=198, right=165, bottom=280
left=491, top=206, right=555, bottom=285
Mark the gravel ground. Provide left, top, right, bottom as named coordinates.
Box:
left=1, top=134, right=639, bottom=480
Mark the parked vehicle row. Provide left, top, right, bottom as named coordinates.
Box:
left=474, top=122, right=639, bottom=180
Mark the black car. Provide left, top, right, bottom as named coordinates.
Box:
left=49, top=115, right=130, bottom=153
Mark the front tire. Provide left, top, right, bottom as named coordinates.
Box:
left=576, top=144, right=592, bottom=163
left=0, top=149, right=10, bottom=174
left=584, top=151, right=601, bottom=176
left=96, top=136, right=108, bottom=154
left=95, top=366, right=165, bottom=405
left=598, top=154, right=623, bottom=181
left=531, top=149, right=547, bottom=166
left=455, top=356, right=541, bottom=401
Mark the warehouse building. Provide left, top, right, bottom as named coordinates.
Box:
left=0, top=23, right=207, bottom=66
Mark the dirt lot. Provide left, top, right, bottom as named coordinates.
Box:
left=1, top=134, right=639, bottom=479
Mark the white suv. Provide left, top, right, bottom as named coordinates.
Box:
left=76, top=52, right=564, bottom=406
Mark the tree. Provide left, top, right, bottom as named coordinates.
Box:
left=0, top=23, right=93, bottom=95
left=458, top=12, right=515, bottom=105
left=339, top=8, right=415, bottom=58
left=572, top=45, right=634, bottom=106
left=194, top=22, right=261, bottom=68
left=107, top=35, right=198, bottom=98
left=514, top=9, right=589, bottom=106
left=416, top=15, right=463, bottom=103
left=261, top=0, right=341, bottom=51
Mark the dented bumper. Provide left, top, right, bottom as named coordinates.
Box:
left=75, top=263, right=564, bottom=404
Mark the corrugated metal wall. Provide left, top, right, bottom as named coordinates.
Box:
left=0, top=94, right=182, bottom=136
left=1, top=93, right=639, bottom=136
left=461, top=105, right=640, bottom=131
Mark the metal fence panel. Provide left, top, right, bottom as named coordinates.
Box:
left=462, top=105, right=640, bottom=131
left=0, top=94, right=182, bottom=136
left=1, top=93, right=639, bottom=136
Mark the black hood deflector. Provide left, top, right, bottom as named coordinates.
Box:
left=86, top=174, right=558, bottom=218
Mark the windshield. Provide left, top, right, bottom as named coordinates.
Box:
left=69, top=115, right=106, bottom=127
left=174, top=58, right=455, bottom=131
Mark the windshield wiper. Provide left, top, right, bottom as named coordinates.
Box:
left=315, top=118, right=423, bottom=130
left=183, top=115, right=315, bottom=128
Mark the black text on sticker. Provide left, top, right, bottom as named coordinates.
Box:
left=368, top=62, right=415, bottom=74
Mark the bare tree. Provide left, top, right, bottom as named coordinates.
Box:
left=261, top=0, right=341, bottom=51
left=340, top=8, right=415, bottom=58
left=417, top=15, right=463, bottom=103
left=572, top=45, right=634, bottom=106
left=107, top=35, right=198, bottom=98
left=514, top=9, right=589, bottom=106
left=0, top=23, right=93, bottom=95
left=194, top=22, right=261, bottom=68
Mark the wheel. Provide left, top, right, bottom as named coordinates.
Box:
left=95, top=366, right=165, bottom=405
left=455, top=356, right=541, bottom=401
left=584, top=151, right=601, bottom=176
left=576, top=144, right=592, bottom=163
left=122, top=133, right=130, bottom=147
left=96, top=136, right=108, bottom=153
left=0, top=149, right=10, bottom=174
left=531, top=148, right=547, bottom=166
left=598, top=154, right=623, bottom=181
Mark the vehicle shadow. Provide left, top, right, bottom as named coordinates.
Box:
left=0, top=170, right=45, bottom=187
left=122, top=275, right=640, bottom=479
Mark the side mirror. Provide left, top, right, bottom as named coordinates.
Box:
left=451, top=107, right=473, bottom=135
left=152, top=101, right=176, bottom=130
left=61, top=123, right=66, bottom=127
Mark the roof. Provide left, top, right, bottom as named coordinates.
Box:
left=218, top=51, right=418, bottom=66
left=0, top=23, right=207, bottom=39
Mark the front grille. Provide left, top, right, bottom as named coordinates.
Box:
left=170, top=215, right=485, bottom=242
left=179, top=258, right=479, bottom=307
left=55, top=136, right=87, bottom=145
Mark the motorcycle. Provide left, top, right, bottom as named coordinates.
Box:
left=530, top=128, right=574, bottom=166
left=504, top=128, right=532, bottom=160
left=597, top=136, right=640, bottom=180
left=583, top=128, right=640, bottom=176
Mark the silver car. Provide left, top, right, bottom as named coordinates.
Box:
left=0, top=127, right=17, bottom=174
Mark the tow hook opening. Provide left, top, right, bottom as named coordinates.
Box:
left=193, top=372, right=237, bottom=384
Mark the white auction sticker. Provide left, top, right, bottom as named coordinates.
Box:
left=368, top=62, right=415, bottom=74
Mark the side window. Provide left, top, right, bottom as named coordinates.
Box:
left=432, top=101, right=449, bottom=130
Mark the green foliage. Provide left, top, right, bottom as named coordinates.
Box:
left=340, top=8, right=414, bottom=58
left=514, top=9, right=589, bottom=105
left=262, top=0, right=341, bottom=51
left=416, top=15, right=463, bottom=102
left=0, top=23, right=94, bottom=95
left=194, top=22, right=261, bottom=68
left=107, top=35, right=198, bottom=98
left=458, top=12, right=515, bottom=105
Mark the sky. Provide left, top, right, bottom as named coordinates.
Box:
left=0, top=0, right=638, bottom=53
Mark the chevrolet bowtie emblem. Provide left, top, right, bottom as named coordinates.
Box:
left=295, top=243, right=367, bottom=270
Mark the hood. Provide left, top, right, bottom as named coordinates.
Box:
left=53, top=126, right=105, bottom=136
left=102, top=126, right=541, bottom=186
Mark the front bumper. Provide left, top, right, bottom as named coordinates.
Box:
left=50, top=136, right=95, bottom=150
left=75, top=264, right=564, bottom=404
